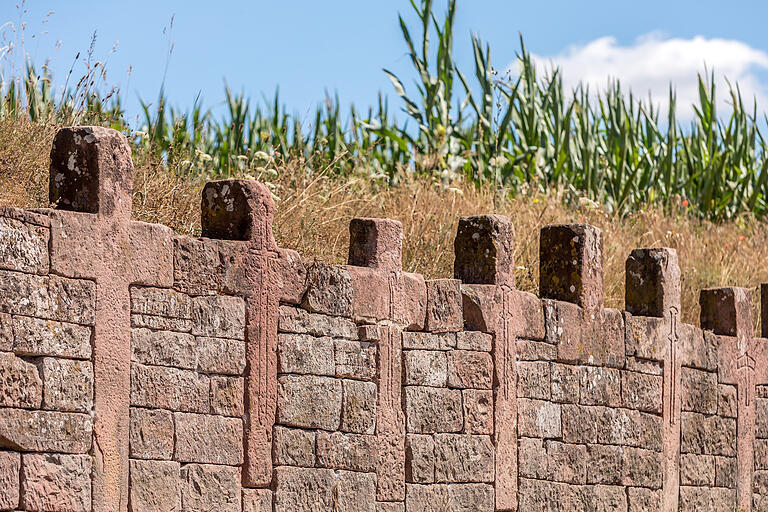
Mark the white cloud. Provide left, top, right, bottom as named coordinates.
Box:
left=527, top=33, right=768, bottom=121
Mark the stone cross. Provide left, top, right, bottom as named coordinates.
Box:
left=47, top=127, right=174, bottom=511
left=625, top=247, right=681, bottom=512
left=700, top=286, right=756, bottom=511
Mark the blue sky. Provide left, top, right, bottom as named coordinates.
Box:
left=3, top=1, right=768, bottom=125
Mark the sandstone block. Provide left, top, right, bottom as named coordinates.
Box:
left=243, top=489, right=272, bottom=512
left=715, top=456, right=736, bottom=488
left=700, top=286, right=753, bottom=337
left=129, top=459, right=180, bottom=512
left=405, top=386, right=463, bottom=434
left=543, top=299, right=582, bottom=351
left=181, top=464, right=241, bottom=512
left=391, top=272, right=428, bottom=330
left=376, top=503, right=405, bottom=512
left=130, top=286, right=191, bottom=319
left=540, top=223, right=603, bottom=310
left=277, top=375, right=342, bottom=430
left=402, top=332, right=455, bottom=351
left=274, top=467, right=376, bottom=512
left=277, top=248, right=307, bottom=305
left=545, top=441, right=586, bottom=485
left=516, top=339, right=557, bottom=361
left=0, top=313, right=11, bottom=352
left=680, top=453, right=715, bottom=486
left=453, top=214, right=514, bottom=287
left=12, top=315, right=92, bottom=359
left=561, top=404, right=598, bottom=444
left=405, top=483, right=494, bottom=512
left=681, top=412, right=736, bottom=456
left=302, top=264, right=353, bottom=317
left=434, top=434, right=494, bottom=483
left=447, top=350, right=492, bottom=389
left=627, top=487, right=661, bottom=512
left=424, top=279, right=463, bottom=332
left=681, top=366, right=718, bottom=414
left=516, top=290, right=546, bottom=340
left=462, top=389, right=493, bottom=435
left=0, top=408, right=91, bottom=453
left=39, top=357, right=93, bottom=413
left=191, top=295, right=245, bottom=340
left=518, top=437, right=548, bottom=479
left=174, top=413, right=243, bottom=465
left=0, top=450, right=20, bottom=510
left=551, top=363, right=579, bottom=403
left=341, top=378, right=377, bottom=434
left=277, top=333, right=334, bottom=376
left=131, top=328, right=197, bottom=369
left=455, top=331, right=492, bottom=352
left=406, top=434, right=435, bottom=483
left=130, top=363, right=209, bottom=413
left=404, top=350, right=447, bottom=387
left=210, top=376, right=244, bottom=416
left=348, top=217, right=403, bottom=271
left=596, top=407, right=663, bottom=451
left=131, top=313, right=192, bottom=332
left=586, top=444, right=621, bottom=485
left=335, top=339, right=376, bottom=381
left=0, top=271, right=95, bottom=325
left=130, top=407, right=174, bottom=459
left=21, top=453, right=91, bottom=512
left=621, top=370, right=662, bottom=414
left=316, top=431, right=377, bottom=472
left=579, top=366, right=621, bottom=406
left=517, top=398, right=561, bottom=439
left=0, top=216, right=49, bottom=275
left=625, top=248, right=680, bottom=317
left=622, top=446, right=662, bottom=488
left=718, top=384, right=737, bottom=418
left=278, top=305, right=356, bottom=339
left=0, top=351, right=42, bottom=408
left=517, top=360, right=550, bottom=399
left=273, top=426, right=316, bottom=467
left=759, top=399, right=768, bottom=438
left=172, top=236, right=221, bottom=296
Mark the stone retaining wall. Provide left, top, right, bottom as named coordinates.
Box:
left=1, top=126, right=767, bottom=511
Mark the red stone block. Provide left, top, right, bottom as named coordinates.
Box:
left=453, top=214, right=514, bottom=287
left=348, top=218, right=403, bottom=271
left=625, top=248, right=680, bottom=317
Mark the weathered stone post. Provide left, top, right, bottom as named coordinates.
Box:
left=48, top=126, right=174, bottom=511
left=700, top=287, right=755, bottom=511
left=626, top=248, right=681, bottom=512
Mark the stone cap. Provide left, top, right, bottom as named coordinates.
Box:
left=347, top=218, right=403, bottom=271
left=540, top=223, right=603, bottom=310
left=700, top=287, right=753, bottom=338
left=49, top=126, right=133, bottom=217
left=201, top=179, right=276, bottom=249
left=625, top=248, right=681, bottom=317
left=453, top=214, right=514, bottom=287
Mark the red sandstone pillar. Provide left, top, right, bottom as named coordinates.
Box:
left=626, top=248, right=681, bottom=512
left=701, top=287, right=755, bottom=511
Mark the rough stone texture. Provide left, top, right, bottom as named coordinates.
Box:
left=129, top=459, right=180, bottom=512
left=0, top=351, right=42, bottom=408
left=0, top=408, right=92, bottom=453
left=341, top=378, right=377, bottom=434
left=453, top=214, right=514, bottom=287
left=455, top=330, right=492, bottom=352
left=625, top=248, right=681, bottom=317
left=130, top=407, right=174, bottom=460
left=316, top=431, right=377, bottom=472
left=210, top=376, right=244, bottom=416
left=681, top=366, right=718, bottom=414
left=173, top=412, right=244, bottom=465
left=335, top=339, right=376, bottom=381
left=405, top=386, right=463, bottom=434
left=278, top=333, right=334, bottom=376
left=277, top=375, right=342, bottom=430
left=406, top=434, right=435, bottom=483
left=190, top=295, right=246, bottom=340
left=278, top=305, right=356, bottom=339
left=424, top=279, right=463, bottom=332
left=274, top=467, right=376, bottom=512
left=21, top=453, right=92, bottom=512
left=130, top=286, right=191, bottom=319
left=181, top=464, right=241, bottom=512
left=348, top=217, right=403, bottom=271
left=273, top=426, right=315, bottom=467
left=302, top=264, right=353, bottom=317
left=130, top=363, right=209, bottom=413
left=405, top=483, right=494, bottom=512
left=131, top=328, right=197, bottom=369
left=699, top=286, right=753, bottom=337
left=38, top=357, right=93, bottom=413
left=404, top=350, right=447, bottom=387
left=402, top=332, right=455, bottom=351
left=0, top=216, right=49, bottom=275
left=446, top=350, right=492, bottom=389
left=12, top=315, right=92, bottom=359
left=462, top=389, right=493, bottom=434
left=540, top=223, right=603, bottom=310
left=0, top=271, right=96, bottom=325
left=433, top=434, right=494, bottom=483
left=242, top=489, right=272, bottom=512
left=0, top=450, right=20, bottom=510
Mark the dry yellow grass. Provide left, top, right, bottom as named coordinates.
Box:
left=2, top=118, right=767, bottom=328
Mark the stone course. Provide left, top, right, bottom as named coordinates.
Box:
left=1, top=126, right=767, bottom=510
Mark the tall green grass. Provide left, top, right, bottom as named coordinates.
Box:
left=3, top=0, right=768, bottom=220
